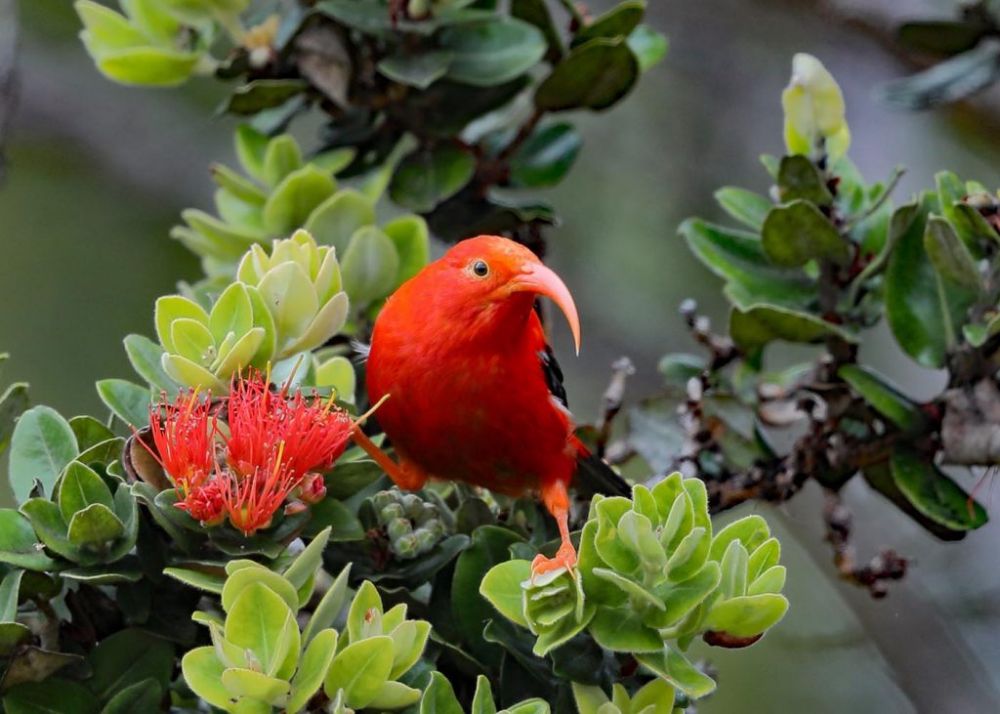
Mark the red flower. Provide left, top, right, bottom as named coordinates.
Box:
left=144, top=373, right=353, bottom=536
left=146, top=389, right=217, bottom=494
left=226, top=372, right=352, bottom=482
left=176, top=478, right=226, bottom=525
left=221, top=446, right=300, bottom=535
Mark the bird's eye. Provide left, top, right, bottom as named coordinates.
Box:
left=472, top=260, right=489, bottom=277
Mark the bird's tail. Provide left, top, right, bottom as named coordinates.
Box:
left=572, top=437, right=631, bottom=498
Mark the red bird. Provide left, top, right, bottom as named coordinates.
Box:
left=353, top=235, right=627, bottom=575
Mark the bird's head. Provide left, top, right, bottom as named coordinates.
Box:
left=436, top=235, right=581, bottom=353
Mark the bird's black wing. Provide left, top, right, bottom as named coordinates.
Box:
left=538, top=345, right=631, bottom=498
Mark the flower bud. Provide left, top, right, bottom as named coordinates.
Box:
left=782, top=53, right=850, bottom=161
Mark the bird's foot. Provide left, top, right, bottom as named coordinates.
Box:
left=530, top=540, right=577, bottom=578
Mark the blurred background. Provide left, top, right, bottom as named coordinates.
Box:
left=3, top=1, right=1000, bottom=711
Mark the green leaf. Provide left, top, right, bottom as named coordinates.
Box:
left=761, top=200, right=848, bottom=267
left=679, top=219, right=816, bottom=310
left=838, top=364, right=928, bottom=432
left=305, top=189, right=376, bottom=256
left=378, top=51, right=453, bottom=90
left=382, top=215, right=430, bottom=286
left=861, top=463, right=966, bottom=541
left=509, top=123, right=582, bottom=188
left=163, top=566, right=226, bottom=594
left=101, top=678, right=162, bottom=714
left=714, top=187, right=772, bottom=230
left=181, top=647, right=231, bottom=710
left=285, top=530, right=333, bottom=592
left=439, top=18, right=546, bottom=87
left=263, top=134, right=304, bottom=188
left=730, top=304, right=854, bottom=351
left=574, top=0, right=645, bottom=46
left=222, top=564, right=300, bottom=617
left=885, top=195, right=970, bottom=368
left=369, top=681, right=422, bottom=709
left=225, top=582, right=297, bottom=676
left=390, top=145, right=476, bottom=213
left=69, top=416, right=114, bottom=452
left=388, top=619, right=430, bottom=679
left=264, top=165, right=337, bottom=236
left=95, top=380, right=151, bottom=428
left=637, top=647, right=716, bottom=699
left=288, top=628, right=338, bottom=713
left=479, top=558, right=531, bottom=628
left=626, top=24, right=668, bottom=72
left=0, top=568, right=23, bottom=622
left=0, top=382, right=29, bottom=458
left=419, top=671, right=464, bottom=714
left=123, top=335, right=177, bottom=392
left=236, top=124, right=270, bottom=183
left=890, top=447, right=988, bottom=531
left=346, top=580, right=383, bottom=643
left=209, top=282, right=255, bottom=346
left=0, top=509, right=58, bottom=571
left=471, top=675, right=498, bottom=714
left=589, top=604, right=663, bottom=652
left=4, top=679, right=100, bottom=714
left=535, top=38, right=639, bottom=111
left=87, top=629, right=174, bottom=701
left=709, top=515, right=770, bottom=562
left=91, top=47, right=199, bottom=88
left=224, top=79, right=309, bottom=116
left=9, top=406, right=78, bottom=504
left=155, top=294, right=210, bottom=352
left=324, top=636, right=394, bottom=709
left=704, top=593, right=788, bottom=637
left=341, top=227, right=400, bottom=306
left=58, top=461, right=114, bottom=523
left=220, top=668, right=290, bottom=705
left=303, top=563, right=352, bottom=644
left=66, top=504, right=124, bottom=548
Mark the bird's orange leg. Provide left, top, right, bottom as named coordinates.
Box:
left=531, top=479, right=577, bottom=577
left=351, top=424, right=427, bottom=491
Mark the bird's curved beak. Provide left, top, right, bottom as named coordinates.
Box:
left=510, top=262, right=581, bottom=355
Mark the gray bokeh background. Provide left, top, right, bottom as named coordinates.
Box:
left=3, top=1, right=1000, bottom=711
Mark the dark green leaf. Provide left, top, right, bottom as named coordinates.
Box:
left=68, top=417, right=115, bottom=453
left=924, top=215, right=983, bottom=293
left=511, top=0, right=563, bottom=62
left=9, top=406, right=78, bottom=504
left=0, top=383, right=29, bottom=458
left=862, top=463, right=966, bottom=541
left=0, top=509, right=57, bottom=571
left=4, top=680, right=100, bottom=714
left=885, top=195, right=970, bottom=367
left=419, top=671, right=464, bottom=714
left=509, top=123, right=581, bottom=188
left=890, top=447, right=987, bottom=531
left=123, top=335, right=177, bottom=393
left=95, top=380, right=151, bottom=428
left=730, top=304, right=855, bottom=351
left=535, top=38, right=638, bottom=111
left=377, top=51, right=453, bottom=89
left=223, top=79, right=309, bottom=116
left=452, top=526, right=524, bottom=666
left=838, top=365, right=928, bottom=433
left=100, top=678, right=162, bottom=714
left=390, top=145, right=476, bottom=213
left=439, top=19, right=546, bottom=87
left=761, top=200, right=849, bottom=267
left=776, top=155, right=833, bottom=206
left=304, top=497, right=365, bottom=541
left=882, top=39, right=1000, bottom=109
left=679, top=219, right=816, bottom=311
left=86, top=628, right=174, bottom=701
left=573, top=0, right=645, bottom=46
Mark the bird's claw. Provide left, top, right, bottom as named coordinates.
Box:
left=530, top=540, right=577, bottom=579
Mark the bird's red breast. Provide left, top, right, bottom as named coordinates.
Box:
left=365, top=236, right=580, bottom=497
